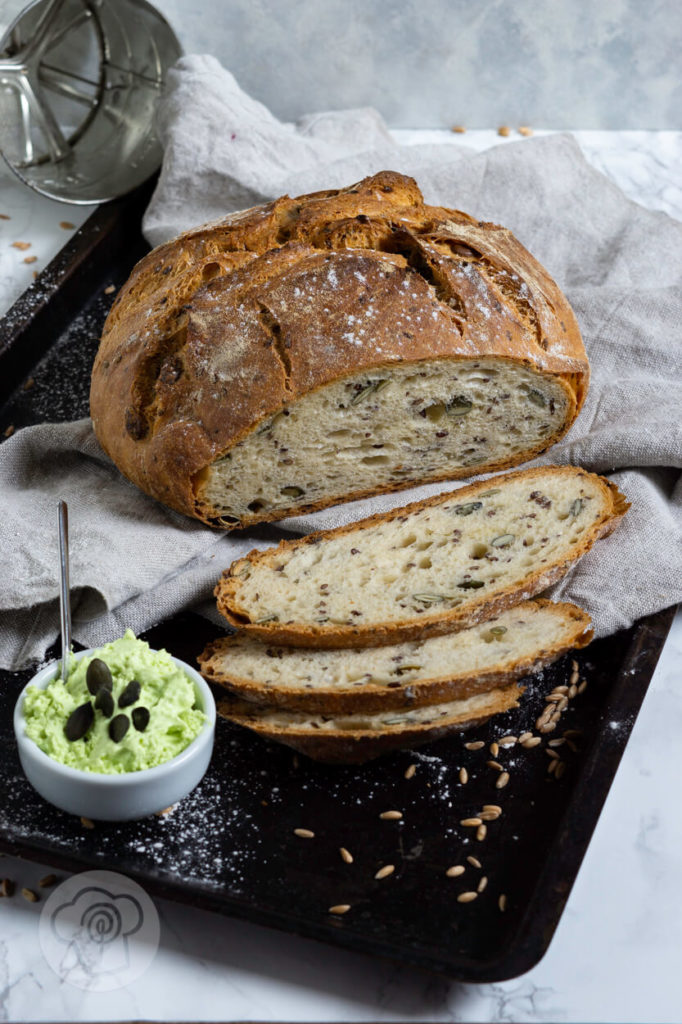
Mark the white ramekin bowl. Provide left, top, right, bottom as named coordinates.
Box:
left=13, top=648, right=216, bottom=822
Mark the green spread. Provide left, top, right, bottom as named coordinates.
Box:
left=23, top=630, right=206, bottom=774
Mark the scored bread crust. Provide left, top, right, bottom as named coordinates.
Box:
left=90, top=170, right=588, bottom=529
left=200, top=599, right=592, bottom=713
left=216, top=465, right=629, bottom=648
left=216, top=684, right=523, bottom=764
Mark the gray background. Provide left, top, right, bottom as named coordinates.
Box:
left=150, top=0, right=681, bottom=128
left=0, top=0, right=679, bottom=128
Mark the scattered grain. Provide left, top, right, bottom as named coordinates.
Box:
left=460, top=817, right=482, bottom=827
left=80, top=817, right=94, bottom=829
left=446, top=864, right=465, bottom=877
left=498, top=893, right=507, bottom=912
left=374, top=864, right=395, bottom=880
left=457, top=891, right=478, bottom=903
left=571, top=659, right=579, bottom=673
left=495, top=772, right=510, bottom=790
left=156, top=806, right=174, bottom=816
left=59, top=221, right=75, bottom=230
left=451, top=125, right=467, bottom=133
left=538, top=721, right=557, bottom=734
left=477, top=875, right=488, bottom=893
left=569, top=684, right=578, bottom=699
left=466, top=856, right=482, bottom=869
left=521, top=736, right=542, bottom=748
left=11, top=241, right=31, bottom=250
left=22, top=377, right=35, bottom=391
left=464, top=740, right=485, bottom=751
left=0, top=213, right=9, bottom=220
left=518, top=731, right=533, bottom=743
left=379, top=810, right=403, bottom=820
left=476, top=824, right=487, bottom=841
left=1, top=878, right=15, bottom=897
left=548, top=738, right=565, bottom=748
left=459, top=767, right=468, bottom=784
left=38, top=874, right=57, bottom=888
left=497, top=125, right=511, bottom=137
left=547, top=758, right=558, bottom=775
left=578, top=679, right=588, bottom=694
left=482, top=804, right=502, bottom=817
left=518, top=125, right=534, bottom=136
left=555, top=761, right=566, bottom=779
left=21, top=888, right=38, bottom=903
left=104, top=284, right=116, bottom=295
left=489, top=741, right=499, bottom=757
left=328, top=904, right=351, bottom=915
left=498, top=735, right=517, bottom=748
left=545, top=748, right=560, bottom=760
left=294, top=828, right=315, bottom=838
left=404, top=763, right=417, bottom=779
left=569, top=669, right=580, bottom=686
left=487, top=760, right=503, bottom=771
left=4, top=425, right=15, bottom=438
left=339, top=847, right=353, bottom=864
left=23, top=255, right=37, bottom=264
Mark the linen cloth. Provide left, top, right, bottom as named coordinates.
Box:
left=1, top=54, right=680, bottom=670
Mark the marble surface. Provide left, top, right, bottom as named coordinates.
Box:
left=0, top=131, right=681, bottom=1022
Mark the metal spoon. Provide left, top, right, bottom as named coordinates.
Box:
left=58, top=499, right=71, bottom=682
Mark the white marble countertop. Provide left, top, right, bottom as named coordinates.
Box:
left=0, top=130, right=681, bottom=1022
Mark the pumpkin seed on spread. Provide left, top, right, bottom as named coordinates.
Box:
left=280, top=485, right=305, bottom=498
left=350, top=379, right=389, bottom=405
left=447, top=395, right=473, bottom=416
left=457, top=579, right=485, bottom=589
left=94, top=688, right=115, bottom=718
left=384, top=715, right=411, bottom=725
left=132, top=706, right=150, bottom=732
left=255, top=613, right=279, bottom=624
left=489, top=626, right=507, bottom=636
left=64, top=702, right=94, bottom=742
left=478, top=488, right=501, bottom=497
left=86, top=658, right=113, bottom=696
left=108, top=714, right=129, bottom=743
left=570, top=498, right=584, bottom=516
left=412, top=593, right=458, bottom=605
left=491, top=533, right=515, bottom=547
left=118, top=679, right=141, bottom=708
left=452, top=501, right=483, bottom=516
left=394, top=665, right=423, bottom=675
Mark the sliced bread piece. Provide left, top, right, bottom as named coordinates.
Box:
left=216, top=465, right=628, bottom=648
left=216, top=684, right=523, bottom=764
left=200, top=599, right=591, bottom=713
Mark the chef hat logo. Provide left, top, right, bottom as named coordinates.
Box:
left=39, top=871, right=159, bottom=991
left=52, top=886, right=143, bottom=946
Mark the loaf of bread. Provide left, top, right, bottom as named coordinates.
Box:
left=90, top=171, right=588, bottom=529
left=200, top=599, right=591, bottom=713
left=216, top=465, right=628, bottom=647
left=216, top=684, right=523, bottom=763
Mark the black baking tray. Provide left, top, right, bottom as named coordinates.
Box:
left=0, top=184, right=676, bottom=981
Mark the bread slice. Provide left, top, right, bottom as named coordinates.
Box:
left=200, top=599, right=591, bottom=713
left=216, top=684, right=523, bottom=764
left=90, top=171, right=588, bottom=530
left=216, top=465, right=628, bottom=647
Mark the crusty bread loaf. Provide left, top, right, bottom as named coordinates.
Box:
left=216, top=465, right=628, bottom=647
left=90, top=171, right=588, bottom=529
left=216, top=684, right=523, bottom=763
left=200, top=599, right=591, bottom=713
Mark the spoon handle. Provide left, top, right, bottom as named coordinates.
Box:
left=58, top=500, right=72, bottom=682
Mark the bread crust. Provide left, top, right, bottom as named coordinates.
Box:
left=90, top=171, right=588, bottom=528
left=200, top=599, right=592, bottom=713
left=216, top=684, right=523, bottom=764
left=216, top=465, right=628, bottom=648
